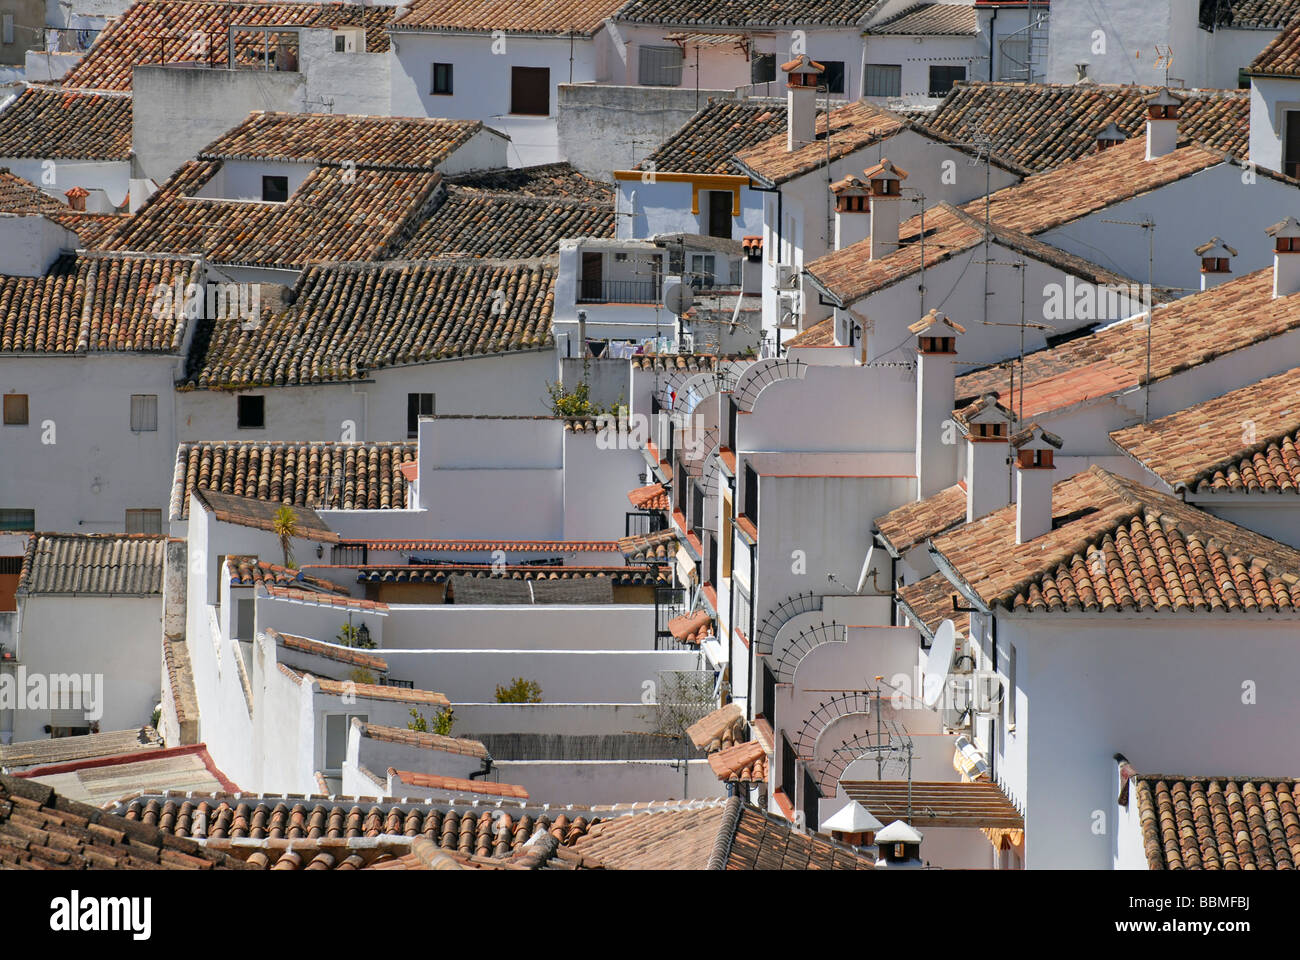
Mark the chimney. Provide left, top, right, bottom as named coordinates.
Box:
left=830, top=175, right=871, bottom=250
left=64, top=185, right=89, bottom=211
left=1075, top=62, right=1091, bottom=83
left=910, top=308, right=965, bottom=499
left=1012, top=424, right=1062, bottom=544
left=864, top=158, right=907, bottom=260
left=1094, top=122, right=1127, bottom=152
left=1144, top=88, right=1183, bottom=160
left=959, top=393, right=1016, bottom=523
left=874, top=820, right=925, bottom=869
left=1267, top=217, right=1300, bottom=298
left=1194, top=236, right=1237, bottom=291
left=783, top=54, right=823, bottom=152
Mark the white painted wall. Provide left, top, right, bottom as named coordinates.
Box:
left=0, top=158, right=129, bottom=208
left=492, top=758, right=725, bottom=804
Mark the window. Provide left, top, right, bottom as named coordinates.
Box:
left=689, top=254, right=716, bottom=289
left=237, top=395, right=265, bottom=429
left=865, top=63, right=901, bottom=98
left=1286, top=111, right=1300, bottom=179
left=706, top=190, right=733, bottom=240
left=821, top=60, right=845, bottom=94
left=729, top=258, right=742, bottom=287
left=2, top=16, right=12, bottom=46
left=639, top=45, right=683, bottom=87
left=928, top=64, right=965, bottom=97
left=234, top=596, right=255, bottom=640
left=751, top=52, right=776, bottom=84
left=742, top=462, right=758, bottom=527
left=431, top=62, right=453, bottom=94
left=262, top=175, right=288, bottom=203
left=3, top=394, right=27, bottom=425
left=125, top=509, right=162, bottom=535
left=334, top=34, right=346, bottom=52
left=0, top=509, right=35, bottom=531
left=407, top=392, right=434, bottom=438
left=324, top=712, right=367, bottom=771
left=510, top=66, right=550, bottom=115
left=1005, top=642, right=1017, bottom=729
left=130, top=394, right=158, bottom=432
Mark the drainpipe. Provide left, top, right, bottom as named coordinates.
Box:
left=469, top=755, right=493, bottom=779
left=988, top=7, right=997, bottom=82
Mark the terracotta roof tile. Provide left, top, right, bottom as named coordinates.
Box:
left=196, top=488, right=338, bottom=540
left=265, top=585, right=389, bottom=611
left=352, top=538, right=617, bottom=553
left=927, top=83, right=1250, bottom=170
left=286, top=667, right=446, bottom=705
left=627, top=483, right=670, bottom=511
left=667, top=608, right=714, bottom=643
left=0, top=88, right=132, bottom=161
left=0, top=168, right=65, bottom=214
left=1214, top=0, right=1300, bottom=29
left=1137, top=775, right=1300, bottom=869
left=390, top=769, right=528, bottom=799
left=641, top=97, right=787, bottom=175
left=784, top=317, right=835, bottom=347
left=734, top=100, right=908, bottom=186
left=182, top=261, right=555, bottom=388
left=708, top=739, right=768, bottom=783
left=61, top=0, right=393, bottom=91
left=875, top=483, right=967, bottom=555
left=1111, top=366, right=1300, bottom=494
left=171, top=440, right=416, bottom=519
left=18, top=533, right=166, bottom=596
left=356, top=564, right=670, bottom=586
left=0, top=253, right=200, bottom=353
left=1252, top=13, right=1300, bottom=75
left=868, top=2, right=978, bottom=35
left=614, top=0, right=879, bottom=27
left=686, top=702, right=744, bottom=752
left=956, top=269, right=1300, bottom=413
left=229, top=558, right=348, bottom=594
left=930, top=466, right=1300, bottom=614
left=357, top=722, right=487, bottom=759
left=269, top=629, right=387, bottom=669
left=619, top=527, right=677, bottom=561
left=448, top=162, right=613, bottom=202
left=897, top=571, right=971, bottom=639
left=390, top=0, right=624, bottom=35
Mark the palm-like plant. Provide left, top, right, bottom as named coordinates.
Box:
left=273, top=505, right=298, bottom=569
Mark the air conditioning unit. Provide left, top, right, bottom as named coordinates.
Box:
left=776, top=288, right=802, bottom=328
left=774, top=264, right=800, bottom=290
left=972, top=672, right=1005, bottom=716
left=678, top=333, right=695, bottom=354
left=941, top=676, right=973, bottom=733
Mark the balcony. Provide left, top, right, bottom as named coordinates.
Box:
left=577, top=278, right=660, bottom=305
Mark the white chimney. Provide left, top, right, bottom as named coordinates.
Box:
left=960, top=394, right=1016, bottom=523
left=910, top=309, right=965, bottom=499
left=783, top=54, right=823, bottom=152
left=865, top=158, right=907, bottom=260
left=830, top=175, right=871, bottom=251
left=1145, top=88, right=1183, bottom=160
left=1013, top=424, right=1062, bottom=544
left=1267, top=216, right=1300, bottom=298
left=1195, top=236, right=1237, bottom=291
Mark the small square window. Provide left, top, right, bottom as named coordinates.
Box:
left=0, top=509, right=35, bottom=531
left=431, top=62, right=453, bottom=94
left=335, top=34, right=346, bottom=52
left=3, top=394, right=27, bottom=425
left=262, top=176, right=288, bottom=203
left=929, top=64, right=966, bottom=98
left=821, top=60, right=845, bottom=95
left=237, top=395, right=265, bottom=429
left=407, top=392, right=434, bottom=438
left=130, top=394, right=158, bottom=432
left=125, top=509, right=162, bottom=535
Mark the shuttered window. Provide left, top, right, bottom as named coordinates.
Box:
left=130, top=394, right=158, bottom=432
left=510, top=66, right=550, bottom=115
left=865, top=63, right=901, bottom=98
left=639, top=45, right=682, bottom=87
left=125, top=509, right=162, bottom=534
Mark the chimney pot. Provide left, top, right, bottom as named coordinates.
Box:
left=1144, top=88, right=1184, bottom=160
left=911, top=309, right=965, bottom=499
left=1194, top=236, right=1237, bottom=290
left=782, top=54, right=824, bottom=152
left=1012, top=424, right=1062, bottom=544
left=864, top=159, right=908, bottom=260
left=960, top=395, right=1016, bottom=522
left=1266, top=217, right=1300, bottom=298
left=64, top=185, right=89, bottom=211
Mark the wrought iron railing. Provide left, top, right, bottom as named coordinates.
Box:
left=577, top=279, right=659, bottom=304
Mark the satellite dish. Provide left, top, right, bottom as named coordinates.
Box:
left=855, top=544, right=875, bottom=594
left=922, top=619, right=957, bottom=708
left=663, top=278, right=694, bottom=317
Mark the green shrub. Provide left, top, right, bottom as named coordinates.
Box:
left=495, top=678, right=543, bottom=703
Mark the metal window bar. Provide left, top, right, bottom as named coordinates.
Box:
left=576, top=278, right=660, bottom=304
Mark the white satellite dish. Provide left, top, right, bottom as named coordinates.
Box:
left=663, top=278, right=693, bottom=317
left=855, top=543, right=875, bottom=594
left=922, top=618, right=957, bottom=708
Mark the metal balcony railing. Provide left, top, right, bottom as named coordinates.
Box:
left=577, top=279, right=660, bottom=304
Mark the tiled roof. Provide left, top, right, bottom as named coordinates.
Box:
left=641, top=98, right=787, bottom=175
left=448, top=163, right=613, bottom=203
left=686, top=702, right=745, bottom=752
left=927, top=83, right=1250, bottom=170
left=897, top=571, right=970, bottom=639
left=390, top=769, right=528, bottom=799
left=733, top=100, right=907, bottom=187
left=100, top=160, right=442, bottom=269
left=784, top=317, right=835, bottom=347
left=357, top=722, right=488, bottom=759
left=60, top=0, right=393, bottom=91
left=875, top=483, right=967, bottom=555
left=613, top=0, right=879, bottom=27
left=0, top=168, right=65, bottom=214
left=956, top=269, right=1300, bottom=415
left=229, top=558, right=349, bottom=594
left=200, top=111, right=481, bottom=169
left=708, top=739, right=767, bottom=783
left=196, top=488, right=337, bottom=541
left=1110, top=366, right=1300, bottom=494
left=389, top=0, right=625, bottom=35
left=394, top=185, right=613, bottom=260
left=350, top=539, right=618, bottom=553
left=356, top=564, right=670, bottom=586
left=667, top=608, right=714, bottom=643
left=265, top=585, right=389, bottom=611
left=931, top=466, right=1300, bottom=614
left=170, top=441, right=416, bottom=519
left=18, top=744, right=236, bottom=806
left=269, top=629, right=388, bottom=670
left=284, top=667, right=447, bottom=705
left=1251, top=12, right=1300, bottom=75
left=0, top=88, right=132, bottom=161
left=18, top=533, right=166, bottom=596
left=0, top=728, right=161, bottom=773
left=868, top=2, right=978, bottom=35
left=627, top=483, right=670, bottom=511
left=631, top=353, right=731, bottom=371
left=619, top=527, right=677, bottom=561
left=182, top=261, right=554, bottom=388
left=1211, top=0, right=1300, bottom=28
left=1137, top=775, right=1300, bottom=869
left=0, top=775, right=249, bottom=869
left=0, top=253, right=201, bottom=354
